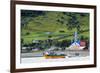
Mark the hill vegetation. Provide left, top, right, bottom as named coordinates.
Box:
left=21, top=10, right=89, bottom=49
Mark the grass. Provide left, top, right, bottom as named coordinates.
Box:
left=22, top=30, right=89, bottom=44
left=21, top=11, right=89, bottom=44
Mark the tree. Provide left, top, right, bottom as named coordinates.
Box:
left=63, top=12, right=88, bottom=31
left=21, top=38, right=24, bottom=44
left=66, top=13, right=80, bottom=31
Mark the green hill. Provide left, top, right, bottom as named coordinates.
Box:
left=21, top=10, right=89, bottom=45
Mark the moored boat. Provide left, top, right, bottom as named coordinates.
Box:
left=44, top=51, right=65, bottom=59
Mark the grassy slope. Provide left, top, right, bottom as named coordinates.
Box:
left=21, top=11, right=89, bottom=44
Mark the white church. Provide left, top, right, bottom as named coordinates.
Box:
left=67, top=31, right=85, bottom=50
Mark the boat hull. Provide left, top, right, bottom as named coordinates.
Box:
left=44, top=55, right=65, bottom=59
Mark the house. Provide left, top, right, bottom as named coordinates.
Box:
left=80, top=40, right=86, bottom=47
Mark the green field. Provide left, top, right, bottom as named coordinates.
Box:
left=21, top=10, right=89, bottom=45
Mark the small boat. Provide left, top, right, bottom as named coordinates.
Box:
left=44, top=55, right=65, bottom=59
left=44, top=51, right=65, bottom=59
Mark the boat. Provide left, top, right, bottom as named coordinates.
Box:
left=44, top=54, right=65, bottom=59
left=44, top=51, right=65, bottom=59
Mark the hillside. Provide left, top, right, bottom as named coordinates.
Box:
left=21, top=10, right=89, bottom=45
